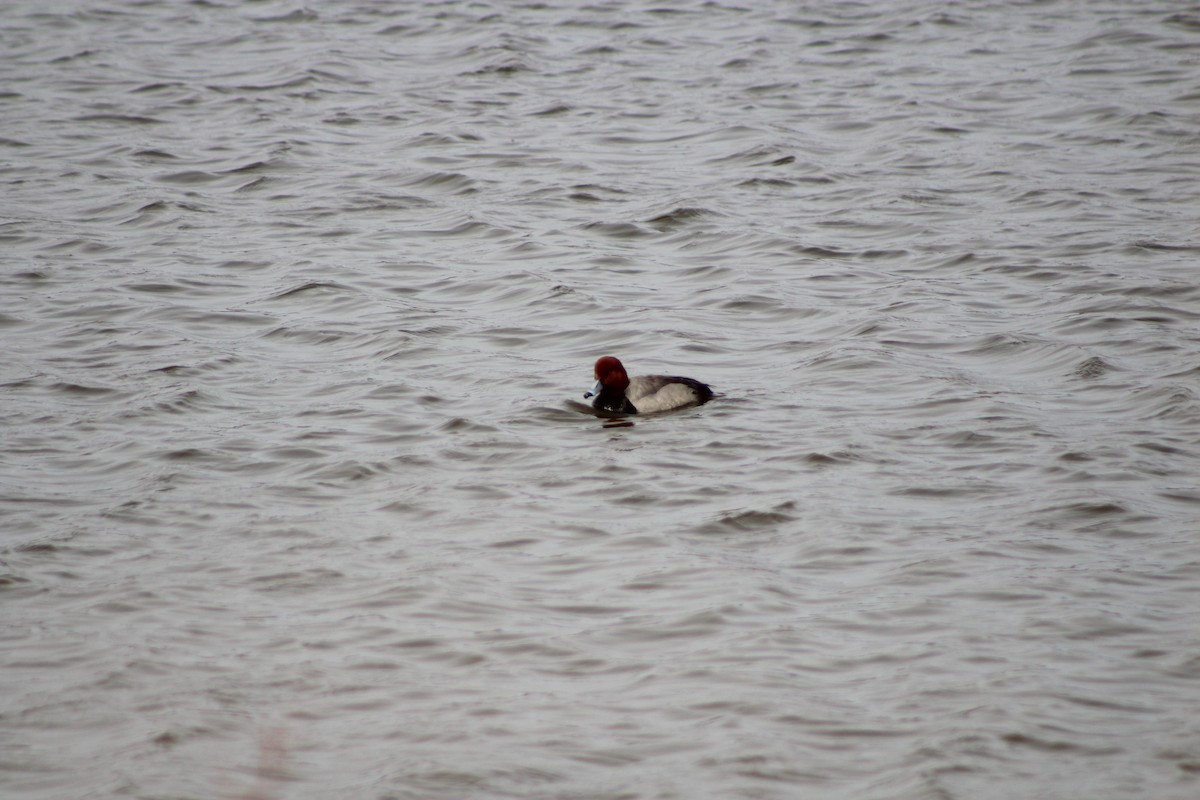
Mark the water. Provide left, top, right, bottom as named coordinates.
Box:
left=3, top=1, right=1200, bottom=798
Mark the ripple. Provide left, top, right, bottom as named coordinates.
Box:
left=4, top=2, right=1200, bottom=799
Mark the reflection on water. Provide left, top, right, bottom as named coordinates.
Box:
left=2, top=1, right=1199, bottom=799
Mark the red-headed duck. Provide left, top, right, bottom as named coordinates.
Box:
left=584, top=356, right=714, bottom=414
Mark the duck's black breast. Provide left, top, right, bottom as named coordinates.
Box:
left=593, top=388, right=638, bottom=414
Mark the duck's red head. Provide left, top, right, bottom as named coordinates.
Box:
left=593, top=356, right=630, bottom=391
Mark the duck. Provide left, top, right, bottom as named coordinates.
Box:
left=584, top=356, right=714, bottom=414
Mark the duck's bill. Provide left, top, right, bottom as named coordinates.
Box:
left=582, top=379, right=602, bottom=399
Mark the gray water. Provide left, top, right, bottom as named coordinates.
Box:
left=3, top=1, right=1200, bottom=798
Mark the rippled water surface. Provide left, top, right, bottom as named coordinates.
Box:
left=3, top=1, right=1200, bottom=798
